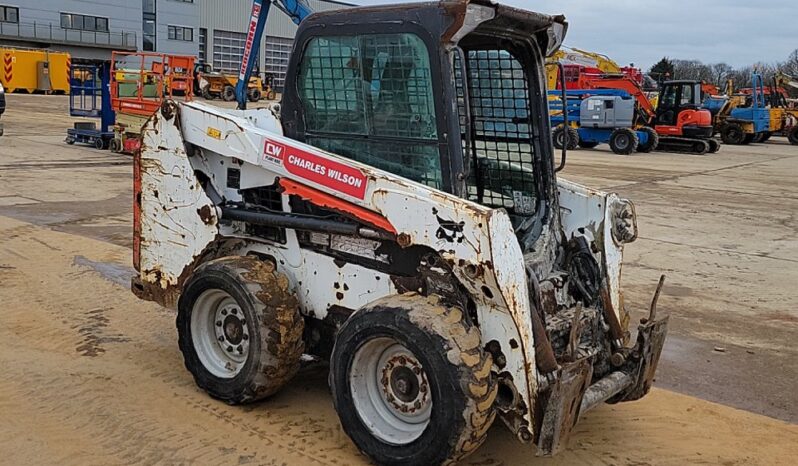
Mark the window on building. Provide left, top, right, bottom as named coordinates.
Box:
left=198, top=28, right=207, bottom=62
left=0, top=5, right=19, bottom=23
left=168, top=25, right=193, bottom=41
left=264, top=36, right=292, bottom=92
left=60, top=13, right=110, bottom=32
left=143, top=0, right=156, bottom=51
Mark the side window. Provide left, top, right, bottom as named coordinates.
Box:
left=681, top=84, right=693, bottom=105
left=298, top=33, right=442, bottom=189
left=456, top=49, right=537, bottom=215
left=661, top=85, right=677, bottom=107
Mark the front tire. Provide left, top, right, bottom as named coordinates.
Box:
left=330, top=294, right=496, bottom=466
left=721, top=123, right=746, bottom=145
left=609, top=128, right=639, bottom=155
left=788, top=126, right=798, bottom=145
left=222, top=85, right=236, bottom=102
left=636, top=127, right=659, bottom=153
left=177, top=256, right=304, bottom=404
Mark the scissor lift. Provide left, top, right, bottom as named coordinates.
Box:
left=66, top=62, right=115, bottom=149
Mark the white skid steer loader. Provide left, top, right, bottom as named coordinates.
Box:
left=131, top=1, right=668, bottom=464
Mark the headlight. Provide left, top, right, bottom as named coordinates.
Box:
left=610, top=198, right=638, bottom=245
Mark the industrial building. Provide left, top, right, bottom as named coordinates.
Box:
left=0, top=0, right=351, bottom=89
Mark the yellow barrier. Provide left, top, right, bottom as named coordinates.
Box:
left=0, top=47, right=71, bottom=93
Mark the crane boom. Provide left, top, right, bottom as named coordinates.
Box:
left=235, top=0, right=314, bottom=109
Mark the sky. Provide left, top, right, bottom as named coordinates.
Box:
left=351, top=0, right=796, bottom=71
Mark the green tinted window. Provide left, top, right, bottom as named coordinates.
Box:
left=298, top=33, right=441, bottom=188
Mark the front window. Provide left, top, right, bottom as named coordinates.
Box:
left=297, top=33, right=442, bottom=189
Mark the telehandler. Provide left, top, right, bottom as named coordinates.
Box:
left=131, top=1, right=669, bottom=464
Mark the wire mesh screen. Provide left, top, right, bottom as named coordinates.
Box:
left=298, top=33, right=441, bottom=189
left=457, top=49, right=537, bottom=214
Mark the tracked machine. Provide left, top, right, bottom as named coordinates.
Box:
left=131, top=1, right=669, bottom=464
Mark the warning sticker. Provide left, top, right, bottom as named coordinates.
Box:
left=263, top=138, right=368, bottom=200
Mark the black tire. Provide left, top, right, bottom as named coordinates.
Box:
left=609, top=128, right=639, bottom=155
left=707, top=138, right=721, bottom=154
left=177, top=256, right=304, bottom=404
left=201, top=86, right=214, bottom=100
left=578, top=140, right=600, bottom=149
left=721, top=123, right=746, bottom=145
left=636, top=127, right=660, bottom=153
left=552, top=127, right=566, bottom=150
left=247, top=87, right=262, bottom=102
left=94, top=137, right=106, bottom=150
left=752, top=132, right=765, bottom=143
left=266, top=90, right=276, bottom=101
left=742, top=133, right=755, bottom=145
left=553, top=126, right=579, bottom=150
left=789, top=126, right=798, bottom=145
left=565, top=127, right=579, bottom=150
left=222, top=85, right=236, bottom=102
left=65, top=137, right=75, bottom=145
left=760, top=132, right=772, bottom=143
left=330, top=294, right=496, bottom=466
left=109, top=138, right=121, bottom=153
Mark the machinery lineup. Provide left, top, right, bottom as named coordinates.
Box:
left=0, top=0, right=793, bottom=465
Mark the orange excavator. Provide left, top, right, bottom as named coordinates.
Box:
left=576, top=75, right=719, bottom=154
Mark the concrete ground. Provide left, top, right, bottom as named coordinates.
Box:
left=0, top=94, right=796, bottom=465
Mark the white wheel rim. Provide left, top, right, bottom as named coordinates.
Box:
left=349, top=337, right=432, bottom=445
left=190, top=289, right=250, bottom=378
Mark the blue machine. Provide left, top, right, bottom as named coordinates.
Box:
left=729, top=73, right=770, bottom=134
left=235, top=0, right=313, bottom=110
left=549, top=89, right=656, bottom=155
left=66, top=62, right=115, bottom=149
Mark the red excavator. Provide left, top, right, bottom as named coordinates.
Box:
left=577, top=75, right=719, bottom=154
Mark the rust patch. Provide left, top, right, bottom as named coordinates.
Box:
left=197, top=205, right=215, bottom=225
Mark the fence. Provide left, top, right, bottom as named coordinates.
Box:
left=0, top=21, right=137, bottom=50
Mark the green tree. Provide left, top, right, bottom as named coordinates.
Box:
left=649, top=57, right=674, bottom=83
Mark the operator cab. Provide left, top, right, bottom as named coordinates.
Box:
left=655, top=80, right=702, bottom=126
left=280, top=0, right=566, bottom=244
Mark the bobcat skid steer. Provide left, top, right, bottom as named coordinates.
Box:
left=131, top=1, right=668, bottom=464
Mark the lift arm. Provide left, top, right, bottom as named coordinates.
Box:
left=235, top=0, right=313, bottom=109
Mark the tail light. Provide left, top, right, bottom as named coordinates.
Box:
left=133, top=151, right=142, bottom=271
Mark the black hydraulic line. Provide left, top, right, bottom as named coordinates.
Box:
left=556, top=62, right=568, bottom=173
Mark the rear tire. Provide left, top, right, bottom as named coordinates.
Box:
left=247, top=88, right=262, bottom=102
left=742, top=133, right=755, bottom=145
left=707, top=138, right=721, bottom=153
left=552, top=126, right=579, bottom=150
left=330, top=294, right=496, bottom=466
left=636, top=127, right=659, bottom=153
left=788, top=126, right=798, bottom=145
left=222, top=85, right=236, bottom=102
left=109, top=138, right=121, bottom=153
left=94, top=137, right=106, bottom=150
left=177, top=256, right=304, bottom=404
left=609, top=128, right=639, bottom=155
left=721, top=123, right=746, bottom=145
left=201, top=86, right=214, bottom=100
